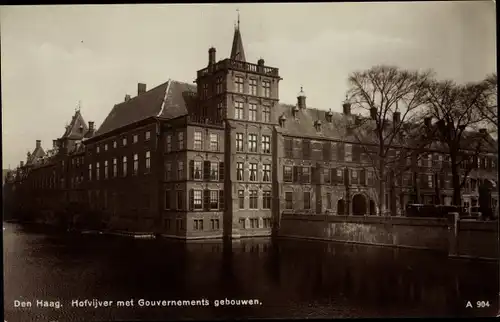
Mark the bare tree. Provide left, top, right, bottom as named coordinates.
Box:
left=347, top=65, right=434, bottom=216
left=477, top=73, right=497, bottom=133
left=423, top=79, right=492, bottom=206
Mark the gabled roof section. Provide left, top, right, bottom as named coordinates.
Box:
left=61, top=109, right=89, bottom=140
left=95, top=80, right=197, bottom=137
left=27, top=145, right=46, bottom=165
left=230, top=26, right=246, bottom=62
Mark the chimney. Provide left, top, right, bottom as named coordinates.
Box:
left=370, top=107, right=377, bottom=120
left=124, top=94, right=131, bottom=102
left=393, top=111, right=401, bottom=125
left=36, top=140, right=41, bottom=149
left=138, top=83, right=146, bottom=95
left=20, top=161, right=24, bottom=167
left=424, top=117, right=432, bottom=127
left=297, top=87, right=306, bottom=109
left=88, top=121, right=94, bottom=132
left=52, top=140, right=57, bottom=148
left=208, top=47, right=216, bottom=66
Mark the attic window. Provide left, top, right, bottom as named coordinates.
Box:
left=279, top=114, right=286, bottom=127
left=292, top=106, right=299, bottom=118
left=314, top=120, right=322, bottom=132
left=79, top=125, right=84, bottom=133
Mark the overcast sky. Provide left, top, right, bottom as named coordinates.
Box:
left=1, top=2, right=496, bottom=169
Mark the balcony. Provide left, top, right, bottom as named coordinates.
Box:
left=187, top=115, right=223, bottom=126
left=197, top=59, right=280, bottom=78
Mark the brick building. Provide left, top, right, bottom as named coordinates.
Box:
left=4, top=22, right=498, bottom=238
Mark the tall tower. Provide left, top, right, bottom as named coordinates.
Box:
left=195, top=14, right=281, bottom=239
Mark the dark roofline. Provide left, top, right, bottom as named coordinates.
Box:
left=85, top=116, right=158, bottom=144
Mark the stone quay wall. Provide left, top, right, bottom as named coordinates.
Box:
left=278, top=213, right=498, bottom=261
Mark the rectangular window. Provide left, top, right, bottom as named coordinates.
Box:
left=177, top=132, right=184, bottom=150
left=263, top=190, right=271, bottom=209
left=176, top=190, right=183, bottom=210
left=284, top=138, right=293, bottom=159
left=249, top=103, right=257, bottom=121
left=238, top=190, right=245, bottom=209
left=345, top=144, right=352, bottom=162
left=122, top=137, right=127, bottom=147
left=193, top=219, right=204, bottom=231
left=88, top=164, right=92, bottom=181
left=285, top=192, right=293, bottom=210
left=249, top=163, right=258, bottom=181
left=96, top=146, right=100, bottom=154
left=302, top=167, right=311, bottom=183
left=193, top=190, right=203, bottom=209
left=248, top=134, right=257, bottom=152
left=145, top=151, right=151, bottom=173
left=263, top=80, right=271, bottom=98
left=177, top=161, right=184, bottom=180
left=249, top=190, right=258, bottom=209
left=194, top=131, right=202, bottom=150
left=104, top=143, right=108, bottom=151
left=262, top=135, right=271, bottom=154
left=133, top=154, right=139, bottom=176
left=249, top=78, right=257, bottom=95
left=210, top=133, right=219, bottom=151
left=211, top=219, right=220, bottom=230
left=237, top=162, right=244, bottom=180
left=324, top=168, right=331, bottom=184
left=283, top=166, right=293, bottom=182
left=104, top=160, right=109, bottom=179
left=133, top=134, right=138, bottom=144
left=165, top=190, right=171, bottom=210
left=236, top=133, right=244, bottom=151
left=210, top=190, right=219, bottom=209
left=202, top=83, right=208, bottom=98
left=263, top=164, right=271, bottom=182
left=210, top=162, right=218, bottom=181
left=262, top=105, right=271, bottom=123
left=165, top=162, right=171, bottom=181
left=96, top=162, right=100, bottom=180
left=216, top=76, right=223, bottom=94
left=235, top=76, right=244, bottom=93
left=217, top=102, right=224, bottom=120
left=428, top=174, right=433, bottom=188
left=113, top=158, right=117, bottom=177
left=235, top=101, right=244, bottom=120
left=303, top=192, right=311, bottom=209
left=122, top=157, right=127, bottom=176
left=166, top=135, right=172, bottom=152
left=326, top=192, right=332, bottom=209
left=337, top=168, right=344, bottom=184
left=145, top=131, right=151, bottom=141
left=193, top=161, right=202, bottom=180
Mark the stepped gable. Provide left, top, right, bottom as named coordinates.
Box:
left=95, top=80, right=197, bottom=137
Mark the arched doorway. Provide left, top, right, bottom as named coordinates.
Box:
left=352, top=194, right=367, bottom=216
left=369, top=200, right=376, bottom=216
left=337, top=199, right=345, bottom=215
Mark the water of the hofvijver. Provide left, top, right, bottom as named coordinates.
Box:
left=3, top=222, right=499, bottom=321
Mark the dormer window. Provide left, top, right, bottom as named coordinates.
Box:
left=314, top=120, right=322, bottom=132
left=279, top=114, right=286, bottom=127
left=292, top=105, right=299, bottom=118
left=326, top=109, right=333, bottom=123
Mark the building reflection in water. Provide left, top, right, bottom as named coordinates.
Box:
left=4, top=224, right=498, bottom=320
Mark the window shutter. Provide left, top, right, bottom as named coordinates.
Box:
left=219, top=189, right=224, bottom=211
left=344, top=168, right=349, bottom=186
left=337, top=143, right=345, bottom=161
left=203, top=189, right=210, bottom=211
left=361, top=168, right=366, bottom=185
left=293, top=166, right=299, bottom=183
left=203, top=161, right=211, bottom=180
left=219, top=162, right=225, bottom=181
left=298, top=167, right=304, bottom=183
left=189, top=189, right=194, bottom=210
left=189, top=160, right=194, bottom=180
left=323, top=142, right=331, bottom=161
left=311, top=167, right=317, bottom=184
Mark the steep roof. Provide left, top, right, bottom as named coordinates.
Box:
left=61, top=109, right=90, bottom=140
left=230, top=26, right=246, bottom=62
left=95, top=80, right=197, bottom=137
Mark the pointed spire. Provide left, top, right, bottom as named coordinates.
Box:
left=230, top=9, right=246, bottom=62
